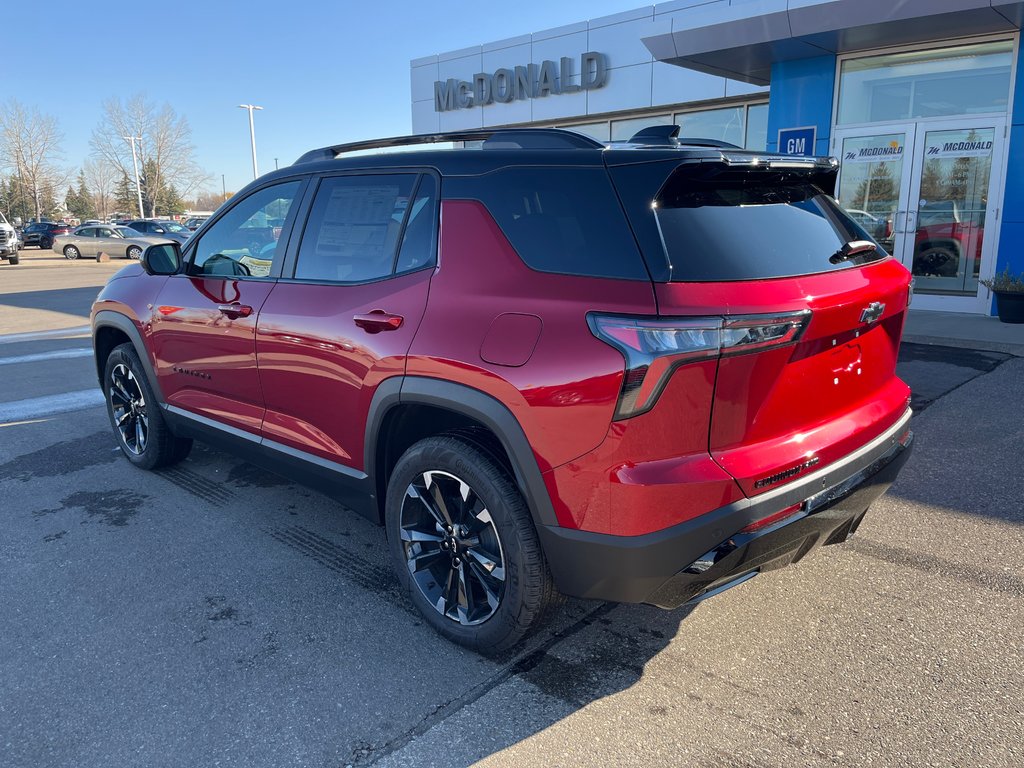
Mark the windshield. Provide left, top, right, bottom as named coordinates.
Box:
left=160, top=222, right=188, bottom=233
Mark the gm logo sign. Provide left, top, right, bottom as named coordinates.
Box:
left=778, top=126, right=817, bottom=157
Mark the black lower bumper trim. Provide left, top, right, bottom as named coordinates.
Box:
left=537, top=419, right=913, bottom=608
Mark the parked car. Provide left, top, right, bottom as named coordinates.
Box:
left=54, top=225, right=172, bottom=260
left=844, top=208, right=891, bottom=241
left=21, top=221, right=72, bottom=249
left=91, top=127, right=914, bottom=654
left=125, top=219, right=192, bottom=244
left=912, top=200, right=984, bottom=278
left=0, top=210, right=20, bottom=265
left=183, top=216, right=209, bottom=231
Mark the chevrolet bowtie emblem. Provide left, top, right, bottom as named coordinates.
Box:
left=860, top=302, right=886, bottom=324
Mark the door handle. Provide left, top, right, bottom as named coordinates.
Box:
left=353, top=310, right=404, bottom=333
left=906, top=210, right=918, bottom=232
left=894, top=210, right=906, bottom=233
left=217, top=303, right=253, bottom=318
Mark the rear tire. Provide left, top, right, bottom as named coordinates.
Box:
left=63, top=245, right=80, bottom=260
left=385, top=435, right=559, bottom=655
left=103, top=343, right=192, bottom=470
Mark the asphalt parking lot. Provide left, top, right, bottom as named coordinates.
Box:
left=1, top=248, right=1022, bottom=767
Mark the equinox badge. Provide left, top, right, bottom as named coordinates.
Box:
left=859, top=302, right=885, bottom=324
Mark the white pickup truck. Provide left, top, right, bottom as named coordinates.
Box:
left=0, top=211, right=20, bottom=265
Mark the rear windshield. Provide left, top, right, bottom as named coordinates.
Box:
left=654, top=178, right=885, bottom=282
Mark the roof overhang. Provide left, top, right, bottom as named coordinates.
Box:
left=642, top=0, right=1024, bottom=86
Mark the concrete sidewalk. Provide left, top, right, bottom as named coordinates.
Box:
left=903, top=309, right=1024, bottom=356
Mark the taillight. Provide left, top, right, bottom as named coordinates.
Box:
left=588, top=310, right=810, bottom=419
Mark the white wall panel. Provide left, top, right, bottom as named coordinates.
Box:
left=411, top=100, right=440, bottom=133
left=586, top=63, right=654, bottom=114
left=652, top=61, right=725, bottom=105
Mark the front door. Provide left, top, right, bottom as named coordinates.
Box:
left=834, top=118, right=1006, bottom=313
left=148, top=179, right=305, bottom=436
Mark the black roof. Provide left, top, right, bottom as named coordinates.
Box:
left=241, top=127, right=837, bottom=193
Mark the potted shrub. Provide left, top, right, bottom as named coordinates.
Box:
left=981, top=267, right=1024, bottom=323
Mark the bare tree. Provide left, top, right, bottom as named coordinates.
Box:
left=90, top=94, right=210, bottom=217
left=0, top=100, right=68, bottom=221
left=82, top=158, right=117, bottom=220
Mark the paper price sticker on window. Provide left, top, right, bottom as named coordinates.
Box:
left=925, top=139, right=993, bottom=159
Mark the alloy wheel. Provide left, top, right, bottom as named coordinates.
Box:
left=108, top=363, right=148, bottom=455
left=128, top=246, right=142, bottom=260
left=400, top=470, right=506, bottom=626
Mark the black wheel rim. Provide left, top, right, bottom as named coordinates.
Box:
left=109, top=363, right=148, bottom=455
left=400, top=470, right=506, bottom=626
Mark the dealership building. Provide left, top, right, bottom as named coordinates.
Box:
left=410, top=0, right=1024, bottom=315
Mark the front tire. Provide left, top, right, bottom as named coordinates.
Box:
left=63, top=245, right=80, bottom=260
left=127, top=245, right=142, bottom=260
left=385, top=436, right=559, bottom=655
left=7, top=254, right=18, bottom=265
left=103, top=343, right=192, bottom=470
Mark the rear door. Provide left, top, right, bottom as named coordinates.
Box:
left=610, top=155, right=912, bottom=496
left=148, top=179, right=305, bottom=436
left=254, top=171, right=437, bottom=472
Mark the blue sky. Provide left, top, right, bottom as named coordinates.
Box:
left=7, top=0, right=639, bottom=196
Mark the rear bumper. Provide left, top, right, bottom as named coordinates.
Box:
left=537, top=409, right=913, bottom=608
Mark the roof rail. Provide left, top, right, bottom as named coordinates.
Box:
left=293, top=128, right=604, bottom=164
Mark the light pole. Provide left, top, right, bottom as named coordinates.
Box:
left=238, top=104, right=263, bottom=179
left=123, top=135, right=145, bottom=218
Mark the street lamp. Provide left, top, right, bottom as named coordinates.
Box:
left=122, top=135, right=145, bottom=218
left=238, top=104, right=263, bottom=179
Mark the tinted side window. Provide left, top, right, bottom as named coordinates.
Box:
left=446, top=167, right=648, bottom=280
left=191, top=181, right=300, bottom=278
left=395, top=175, right=437, bottom=273
left=79, top=228, right=96, bottom=237
left=295, top=174, right=416, bottom=283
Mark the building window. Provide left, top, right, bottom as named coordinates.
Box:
left=564, top=121, right=611, bottom=142
left=745, top=103, right=769, bottom=151
left=610, top=114, right=671, bottom=141
left=837, top=40, right=1014, bottom=125
left=674, top=107, right=745, bottom=147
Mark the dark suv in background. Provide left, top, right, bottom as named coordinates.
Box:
left=92, top=127, right=913, bottom=654
left=22, top=221, right=72, bottom=249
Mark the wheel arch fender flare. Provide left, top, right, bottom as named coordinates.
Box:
left=365, top=376, right=558, bottom=529
left=92, top=310, right=165, bottom=404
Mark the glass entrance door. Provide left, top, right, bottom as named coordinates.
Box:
left=833, top=125, right=917, bottom=269
left=902, top=120, right=1005, bottom=311
left=834, top=118, right=1005, bottom=313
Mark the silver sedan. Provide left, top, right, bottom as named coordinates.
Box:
left=52, top=225, right=173, bottom=260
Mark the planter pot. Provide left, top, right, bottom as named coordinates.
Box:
left=993, top=290, right=1024, bottom=324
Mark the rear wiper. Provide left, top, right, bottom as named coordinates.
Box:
left=830, top=240, right=878, bottom=264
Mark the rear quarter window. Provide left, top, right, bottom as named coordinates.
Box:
left=444, top=167, right=648, bottom=281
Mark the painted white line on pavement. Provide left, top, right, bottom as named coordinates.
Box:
left=0, top=390, right=106, bottom=423
left=0, top=348, right=93, bottom=366
left=0, top=326, right=91, bottom=345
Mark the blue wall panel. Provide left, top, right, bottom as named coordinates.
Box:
left=995, top=43, right=1024, bottom=286
left=765, top=56, right=837, bottom=156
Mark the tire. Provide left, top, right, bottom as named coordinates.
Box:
left=7, top=254, right=18, bottom=265
left=913, top=242, right=959, bottom=277
left=385, top=435, right=559, bottom=655
left=103, top=342, right=192, bottom=470
left=63, top=245, right=80, bottom=260
left=127, top=245, right=142, bottom=260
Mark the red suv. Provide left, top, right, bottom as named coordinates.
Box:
left=91, top=127, right=914, bottom=653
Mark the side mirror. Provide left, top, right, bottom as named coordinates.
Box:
left=141, top=242, right=182, bottom=275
